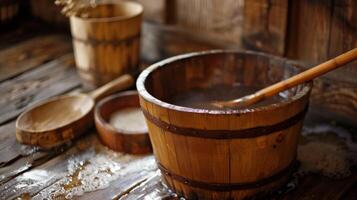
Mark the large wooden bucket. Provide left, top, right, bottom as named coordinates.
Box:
left=70, top=1, right=143, bottom=89
left=137, top=50, right=312, bottom=199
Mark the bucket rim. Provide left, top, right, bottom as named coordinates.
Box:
left=136, top=49, right=313, bottom=115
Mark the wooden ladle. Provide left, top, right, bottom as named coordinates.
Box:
left=16, top=74, right=134, bottom=148
left=212, top=48, right=357, bottom=109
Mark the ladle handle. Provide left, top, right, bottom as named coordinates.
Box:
left=255, top=48, right=357, bottom=101
left=89, top=74, right=134, bottom=102
left=215, top=48, right=357, bottom=108
left=254, top=48, right=357, bottom=101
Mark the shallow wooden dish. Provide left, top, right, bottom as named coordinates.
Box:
left=137, top=50, right=313, bottom=199
left=95, top=91, right=152, bottom=154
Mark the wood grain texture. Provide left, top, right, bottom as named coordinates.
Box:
left=0, top=148, right=58, bottom=185
left=57, top=157, right=157, bottom=200
left=216, top=48, right=357, bottom=108
left=118, top=166, right=357, bottom=200
left=119, top=171, right=174, bottom=200
left=0, top=134, right=96, bottom=200
left=15, top=74, right=134, bottom=148
left=242, top=0, right=289, bottom=55
left=0, top=122, right=21, bottom=166
left=286, top=0, right=357, bottom=84
left=137, top=50, right=311, bottom=199
left=0, top=19, right=356, bottom=200
left=0, top=34, right=72, bottom=82
left=95, top=91, right=152, bottom=154
left=131, top=0, right=166, bottom=23
left=0, top=54, right=80, bottom=125
left=141, top=20, right=357, bottom=125
left=70, top=2, right=142, bottom=89
left=168, top=0, right=244, bottom=46
left=140, top=22, right=236, bottom=64
left=327, top=0, right=357, bottom=82
left=280, top=168, right=357, bottom=200
left=0, top=89, right=82, bottom=168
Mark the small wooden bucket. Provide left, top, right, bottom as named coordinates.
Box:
left=70, top=1, right=143, bottom=89
left=137, top=50, right=312, bottom=199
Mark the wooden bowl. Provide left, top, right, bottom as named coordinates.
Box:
left=94, top=91, right=152, bottom=154
left=137, top=50, right=312, bottom=199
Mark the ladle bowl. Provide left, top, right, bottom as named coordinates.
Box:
left=16, top=74, right=134, bottom=148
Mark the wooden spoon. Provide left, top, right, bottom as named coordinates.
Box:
left=16, top=74, right=134, bottom=148
left=212, top=48, right=357, bottom=109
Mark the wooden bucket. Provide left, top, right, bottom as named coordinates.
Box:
left=70, top=1, right=143, bottom=89
left=137, top=50, right=312, bottom=199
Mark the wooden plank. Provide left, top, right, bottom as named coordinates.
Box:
left=119, top=171, right=174, bottom=200
left=77, top=170, right=156, bottom=200
left=141, top=22, right=236, bottom=64
left=0, top=86, right=84, bottom=184
left=0, top=88, right=82, bottom=167
left=68, top=157, right=157, bottom=200
left=0, top=19, right=356, bottom=200
left=0, top=54, right=81, bottom=125
left=327, top=0, right=357, bottom=83
left=0, top=134, right=96, bottom=200
left=286, top=0, right=331, bottom=61
left=286, top=0, right=357, bottom=84
left=0, top=150, right=56, bottom=185
left=242, top=0, right=288, bottom=55
left=0, top=34, right=72, bottom=82
left=130, top=0, right=166, bottom=23
left=0, top=121, right=15, bottom=151
left=168, top=0, right=244, bottom=45
left=110, top=166, right=357, bottom=200
left=3, top=134, right=154, bottom=200
left=281, top=168, right=357, bottom=200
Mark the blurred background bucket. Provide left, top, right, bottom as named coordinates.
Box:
left=70, top=1, right=143, bottom=89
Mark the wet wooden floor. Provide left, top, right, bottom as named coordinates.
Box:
left=0, top=20, right=356, bottom=200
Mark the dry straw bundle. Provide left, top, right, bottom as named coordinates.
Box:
left=55, top=0, right=99, bottom=17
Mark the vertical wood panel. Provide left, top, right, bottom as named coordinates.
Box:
left=131, top=0, right=166, bottom=23
left=286, top=0, right=357, bottom=83
left=286, top=0, right=332, bottom=62
left=242, top=0, right=289, bottom=55
left=170, top=0, right=244, bottom=46
left=327, top=0, right=357, bottom=82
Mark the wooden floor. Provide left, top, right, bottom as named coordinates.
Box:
left=0, top=20, right=356, bottom=200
